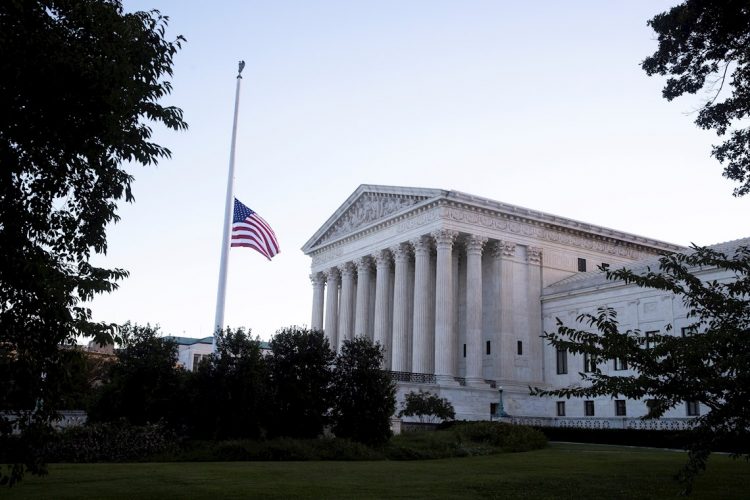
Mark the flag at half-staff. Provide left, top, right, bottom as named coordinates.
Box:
left=231, top=198, right=280, bottom=260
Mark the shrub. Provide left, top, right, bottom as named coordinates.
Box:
left=452, top=421, right=547, bottom=452
left=44, top=421, right=178, bottom=463
left=399, top=390, right=456, bottom=423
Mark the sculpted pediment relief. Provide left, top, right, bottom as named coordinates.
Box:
left=314, top=192, right=430, bottom=246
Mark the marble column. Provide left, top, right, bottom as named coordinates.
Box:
left=373, top=250, right=392, bottom=366
left=354, top=256, right=372, bottom=338
left=527, top=246, right=543, bottom=381
left=324, top=268, right=340, bottom=350
left=499, top=241, right=516, bottom=381
left=411, top=235, right=432, bottom=374
left=337, top=262, right=356, bottom=346
left=310, top=272, right=326, bottom=331
left=465, top=235, right=488, bottom=385
left=391, top=243, right=411, bottom=372
left=433, top=229, right=458, bottom=383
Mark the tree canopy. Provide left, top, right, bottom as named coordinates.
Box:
left=0, top=0, right=185, bottom=485
left=398, top=390, right=456, bottom=424
left=642, top=0, right=750, bottom=196
left=533, top=244, right=750, bottom=491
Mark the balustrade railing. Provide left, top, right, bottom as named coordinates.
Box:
left=510, top=416, right=697, bottom=431
left=387, top=371, right=437, bottom=384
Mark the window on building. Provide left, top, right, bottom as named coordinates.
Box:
left=192, top=353, right=207, bottom=369
left=645, top=330, right=660, bottom=350
left=615, top=400, right=627, bottom=416
left=578, top=258, right=587, bottom=272
left=556, top=348, right=568, bottom=374
left=645, top=399, right=658, bottom=415
left=486, top=341, right=491, bottom=355
left=681, top=326, right=697, bottom=337
left=584, top=400, right=595, bottom=416
left=583, top=353, right=596, bottom=373
left=463, top=344, right=466, bottom=358
left=490, top=403, right=498, bottom=416
left=556, top=401, right=566, bottom=417
left=614, top=357, right=628, bottom=371
left=517, top=341, right=523, bottom=355
left=686, top=401, right=700, bottom=416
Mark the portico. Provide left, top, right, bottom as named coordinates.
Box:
left=303, top=185, right=682, bottom=418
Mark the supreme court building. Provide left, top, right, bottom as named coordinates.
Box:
left=302, top=185, right=689, bottom=421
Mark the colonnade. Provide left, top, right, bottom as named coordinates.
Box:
left=310, top=230, right=542, bottom=384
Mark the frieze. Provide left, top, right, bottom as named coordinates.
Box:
left=320, top=193, right=426, bottom=244
left=447, top=207, right=646, bottom=259
left=311, top=247, right=344, bottom=267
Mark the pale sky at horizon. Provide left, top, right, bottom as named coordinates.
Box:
left=89, top=0, right=750, bottom=341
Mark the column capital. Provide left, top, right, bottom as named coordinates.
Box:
left=410, top=235, right=432, bottom=255
left=488, top=240, right=504, bottom=258
left=310, top=272, right=326, bottom=286
left=500, top=240, right=517, bottom=258
left=374, top=249, right=392, bottom=267
left=325, top=267, right=340, bottom=280
left=339, top=261, right=356, bottom=278
left=527, top=246, right=543, bottom=265
left=355, top=256, right=373, bottom=273
left=389, top=243, right=412, bottom=262
left=431, top=229, right=459, bottom=248
left=465, top=235, right=488, bottom=255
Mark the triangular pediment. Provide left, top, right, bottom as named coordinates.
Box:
left=302, top=185, right=445, bottom=252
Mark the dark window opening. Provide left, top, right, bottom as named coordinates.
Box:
left=556, top=401, right=566, bottom=417
left=517, top=341, right=523, bottom=355
left=614, top=357, right=628, bottom=371
left=615, top=400, right=626, bottom=416
left=556, top=348, right=568, bottom=374
left=578, top=258, right=587, bottom=272
left=584, top=400, right=595, bottom=416
left=583, top=353, right=596, bottom=373
left=686, top=401, right=700, bottom=416
left=490, top=403, right=498, bottom=416
left=486, top=340, right=491, bottom=355
left=463, top=344, right=466, bottom=358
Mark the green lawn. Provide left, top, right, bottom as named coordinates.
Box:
left=4, top=443, right=749, bottom=499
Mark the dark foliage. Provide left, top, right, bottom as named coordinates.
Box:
left=266, top=327, right=335, bottom=439
left=186, top=328, right=268, bottom=440
left=43, top=421, right=177, bottom=463
left=0, top=0, right=184, bottom=485
left=88, top=324, right=187, bottom=428
left=533, top=244, right=750, bottom=491
left=643, top=1, right=750, bottom=196
left=399, top=389, right=456, bottom=423
left=331, top=338, right=396, bottom=446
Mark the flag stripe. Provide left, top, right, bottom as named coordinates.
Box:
left=230, top=198, right=280, bottom=260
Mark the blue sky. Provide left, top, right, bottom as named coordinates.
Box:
left=90, top=1, right=749, bottom=340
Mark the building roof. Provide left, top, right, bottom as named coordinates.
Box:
left=166, top=336, right=213, bottom=346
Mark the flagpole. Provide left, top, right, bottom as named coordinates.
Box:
left=213, top=60, right=245, bottom=351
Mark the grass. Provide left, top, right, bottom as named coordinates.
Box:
left=4, top=443, right=749, bottom=499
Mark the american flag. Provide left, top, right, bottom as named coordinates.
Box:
left=231, top=198, right=280, bottom=260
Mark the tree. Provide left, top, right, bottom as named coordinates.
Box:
left=398, top=390, right=456, bottom=424
left=532, top=244, right=750, bottom=492
left=642, top=1, right=750, bottom=196
left=186, top=328, right=268, bottom=440
left=267, top=327, right=335, bottom=439
left=88, top=323, right=187, bottom=428
left=331, top=338, right=396, bottom=446
left=0, top=0, right=184, bottom=485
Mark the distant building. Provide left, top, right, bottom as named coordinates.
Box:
left=303, top=184, right=736, bottom=427
left=168, top=336, right=271, bottom=371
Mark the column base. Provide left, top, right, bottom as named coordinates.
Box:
left=465, top=377, right=488, bottom=387
left=435, top=374, right=460, bottom=386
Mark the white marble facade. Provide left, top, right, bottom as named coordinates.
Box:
left=302, top=185, right=685, bottom=420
